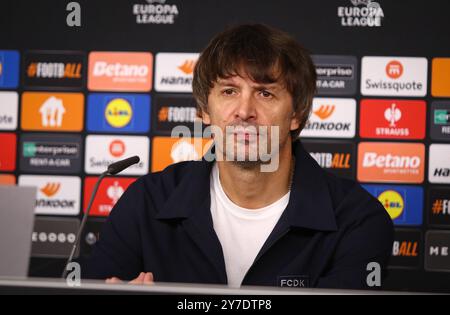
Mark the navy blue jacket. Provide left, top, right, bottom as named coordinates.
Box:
left=83, top=140, right=394, bottom=289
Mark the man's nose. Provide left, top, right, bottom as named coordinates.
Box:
left=235, top=93, right=257, bottom=121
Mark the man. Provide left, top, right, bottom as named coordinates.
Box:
left=84, top=24, right=394, bottom=289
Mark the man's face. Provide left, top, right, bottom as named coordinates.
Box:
left=201, top=70, right=300, bottom=165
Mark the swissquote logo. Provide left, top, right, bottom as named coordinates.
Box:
left=361, top=57, right=427, bottom=97
left=85, top=135, right=149, bottom=175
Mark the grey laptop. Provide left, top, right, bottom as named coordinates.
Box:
left=0, top=186, right=36, bottom=278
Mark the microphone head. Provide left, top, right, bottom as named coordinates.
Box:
left=107, top=155, right=140, bottom=175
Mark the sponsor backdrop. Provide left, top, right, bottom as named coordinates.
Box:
left=1, top=0, right=450, bottom=292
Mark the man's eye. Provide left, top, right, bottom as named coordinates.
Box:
left=222, top=89, right=236, bottom=96
left=260, top=90, right=273, bottom=98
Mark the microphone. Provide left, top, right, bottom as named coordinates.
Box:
left=62, top=155, right=140, bottom=279
left=107, top=155, right=140, bottom=175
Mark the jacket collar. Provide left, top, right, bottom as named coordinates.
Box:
left=155, top=140, right=338, bottom=232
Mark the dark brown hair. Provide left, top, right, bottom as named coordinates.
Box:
left=192, top=23, right=317, bottom=139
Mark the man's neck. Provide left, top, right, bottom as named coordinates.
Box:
left=216, top=144, right=294, bottom=209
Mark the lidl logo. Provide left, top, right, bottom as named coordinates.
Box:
left=363, top=185, right=423, bottom=226
left=0, top=50, right=19, bottom=88
left=21, top=92, right=84, bottom=132
left=359, top=99, right=426, bottom=140
left=378, top=190, right=404, bottom=220
left=87, top=93, right=150, bottom=133
left=105, top=98, right=132, bottom=127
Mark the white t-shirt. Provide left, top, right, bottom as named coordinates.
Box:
left=209, top=163, right=290, bottom=287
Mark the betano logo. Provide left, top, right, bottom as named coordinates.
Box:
left=313, top=105, right=335, bottom=120
left=88, top=52, right=153, bottom=92
left=378, top=190, right=404, bottom=220
left=105, top=98, right=132, bottom=128
left=358, top=142, right=425, bottom=183
left=21, top=92, right=84, bottom=132
left=40, top=183, right=61, bottom=197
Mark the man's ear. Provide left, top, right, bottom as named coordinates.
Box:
left=200, top=107, right=211, bottom=125
left=290, top=112, right=301, bottom=131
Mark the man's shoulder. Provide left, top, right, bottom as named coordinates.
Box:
left=321, top=170, right=390, bottom=225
